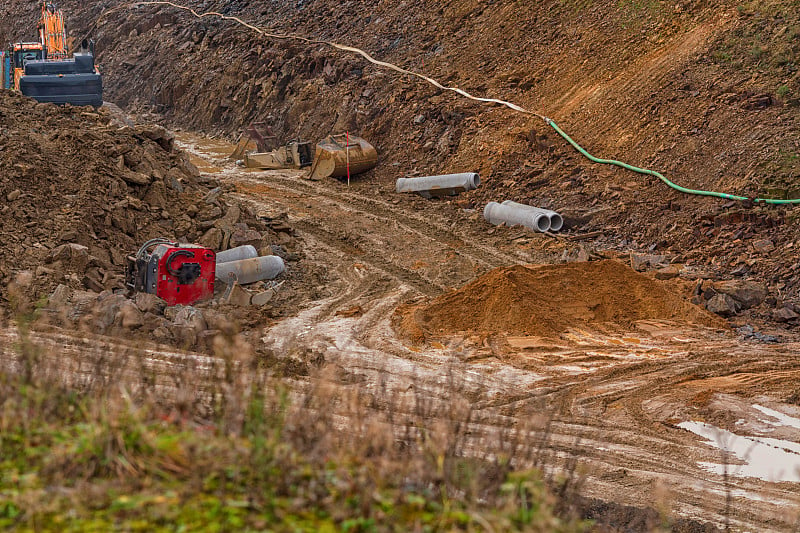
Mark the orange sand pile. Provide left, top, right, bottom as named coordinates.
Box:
left=398, top=260, right=724, bottom=340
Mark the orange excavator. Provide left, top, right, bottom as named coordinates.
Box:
left=1, top=1, right=102, bottom=107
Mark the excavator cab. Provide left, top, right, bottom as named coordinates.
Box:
left=16, top=49, right=44, bottom=63
left=9, top=43, right=44, bottom=90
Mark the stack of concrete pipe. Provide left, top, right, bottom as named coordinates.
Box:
left=396, top=172, right=481, bottom=198
left=483, top=201, right=563, bottom=233
left=215, top=245, right=285, bottom=284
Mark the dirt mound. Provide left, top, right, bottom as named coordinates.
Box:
left=400, top=260, right=724, bottom=340
left=0, top=91, right=275, bottom=310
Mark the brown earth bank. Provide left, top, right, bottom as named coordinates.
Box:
left=1, top=0, right=797, bottom=327
left=2, top=1, right=800, bottom=530
left=397, top=260, right=726, bottom=342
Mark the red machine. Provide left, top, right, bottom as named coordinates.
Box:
left=126, top=239, right=216, bottom=306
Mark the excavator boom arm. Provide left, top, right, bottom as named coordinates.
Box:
left=39, top=1, right=68, bottom=59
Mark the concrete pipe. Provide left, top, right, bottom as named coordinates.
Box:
left=501, top=201, right=563, bottom=232
left=483, top=201, right=551, bottom=233
left=215, top=255, right=285, bottom=285
left=396, top=172, right=480, bottom=199
left=216, top=245, right=258, bottom=264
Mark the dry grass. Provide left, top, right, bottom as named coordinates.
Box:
left=0, top=311, right=590, bottom=531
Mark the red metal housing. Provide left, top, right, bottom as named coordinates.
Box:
left=127, top=242, right=216, bottom=306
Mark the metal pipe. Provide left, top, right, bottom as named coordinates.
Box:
left=396, top=172, right=480, bottom=198
left=216, top=245, right=258, bottom=264
left=215, top=255, right=285, bottom=285
left=483, top=201, right=551, bottom=232
left=501, top=201, right=563, bottom=232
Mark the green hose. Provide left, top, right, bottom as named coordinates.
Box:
left=546, top=118, right=800, bottom=205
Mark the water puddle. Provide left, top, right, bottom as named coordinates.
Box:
left=678, top=420, right=800, bottom=483
left=753, top=404, right=800, bottom=430
left=174, top=133, right=237, bottom=174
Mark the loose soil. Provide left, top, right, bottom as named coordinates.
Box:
left=0, top=91, right=205, bottom=303
left=399, top=260, right=724, bottom=341
left=1, top=0, right=800, bottom=530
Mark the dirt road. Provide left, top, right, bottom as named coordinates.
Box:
left=167, top=135, right=800, bottom=531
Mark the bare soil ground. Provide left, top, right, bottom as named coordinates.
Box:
left=2, top=0, right=800, bottom=529
left=179, top=138, right=800, bottom=530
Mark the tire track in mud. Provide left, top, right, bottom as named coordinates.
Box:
left=533, top=342, right=800, bottom=529
left=233, top=172, right=523, bottom=268
left=227, top=171, right=513, bottom=297
left=179, top=136, right=800, bottom=531
left=292, top=217, right=445, bottom=297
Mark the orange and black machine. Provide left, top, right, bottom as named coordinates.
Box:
left=3, top=1, right=102, bottom=106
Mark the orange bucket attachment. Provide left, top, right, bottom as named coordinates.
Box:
left=308, top=134, right=377, bottom=180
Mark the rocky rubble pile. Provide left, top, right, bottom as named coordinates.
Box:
left=0, top=92, right=293, bottom=348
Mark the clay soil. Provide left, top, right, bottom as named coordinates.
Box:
left=399, top=260, right=725, bottom=341
left=2, top=0, right=800, bottom=530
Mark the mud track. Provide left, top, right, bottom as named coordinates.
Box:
left=173, top=136, right=800, bottom=531
left=2, top=134, right=798, bottom=531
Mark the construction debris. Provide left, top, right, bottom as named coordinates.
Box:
left=308, top=134, right=377, bottom=180
left=396, top=172, right=480, bottom=198
left=244, top=141, right=313, bottom=170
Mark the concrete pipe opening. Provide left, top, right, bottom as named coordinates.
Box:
left=549, top=213, right=564, bottom=232
left=534, top=213, right=551, bottom=232
left=501, top=201, right=563, bottom=233
left=484, top=201, right=551, bottom=233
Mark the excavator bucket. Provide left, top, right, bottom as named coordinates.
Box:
left=229, top=134, right=257, bottom=161
left=244, top=141, right=313, bottom=170
left=229, top=121, right=277, bottom=161
left=308, top=134, right=377, bottom=180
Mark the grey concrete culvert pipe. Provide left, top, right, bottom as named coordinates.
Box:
left=483, top=201, right=551, bottom=232
left=215, top=255, right=285, bottom=285
left=396, top=172, right=480, bottom=198
left=216, top=245, right=258, bottom=264
left=501, top=201, right=564, bottom=232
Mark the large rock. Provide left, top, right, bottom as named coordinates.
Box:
left=143, top=179, right=168, bottom=210
left=118, top=300, right=144, bottom=329
left=136, top=124, right=174, bottom=151
left=229, top=223, right=265, bottom=249
left=774, top=306, right=800, bottom=322
left=199, top=227, right=223, bottom=250
left=710, top=280, right=767, bottom=310
left=203, top=309, right=238, bottom=335
left=49, top=243, right=89, bottom=273
left=170, top=305, right=207, bottom=346
left=93, top=292, right=127, bottom=330
left=705, top=293, right=739, bottom=317
left=121, top=169, right=153, bottom=186
left=48, top=284, right=72, bottom=308
left=630, top=253, right=669, bottom=272
left=134, top=292, right=167, bottom=315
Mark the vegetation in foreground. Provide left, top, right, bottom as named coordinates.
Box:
left=0, top=321, right=590, bottom=532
